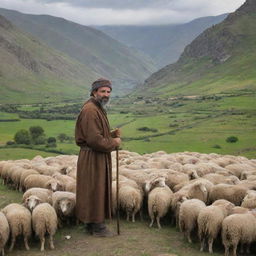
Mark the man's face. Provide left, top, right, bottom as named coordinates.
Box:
left=93, top=86, right=111, bottom=106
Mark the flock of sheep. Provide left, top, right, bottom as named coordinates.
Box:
left=0, top=150, right=256, bottom=256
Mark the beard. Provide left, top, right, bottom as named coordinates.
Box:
left=96, top=96, right=110, bottom=108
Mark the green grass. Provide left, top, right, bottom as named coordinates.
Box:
left=0, top=94, right=255, bottom=160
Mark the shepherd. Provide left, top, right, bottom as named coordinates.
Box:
left=75, top=78, right=121, bottom=237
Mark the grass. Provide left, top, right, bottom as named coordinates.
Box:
left=0, top=93, right=255, bottom=160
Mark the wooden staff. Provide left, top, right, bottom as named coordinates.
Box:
left=116, top=147, right=120, bottom=235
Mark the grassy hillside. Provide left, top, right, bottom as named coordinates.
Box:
left=137, top=0, right=256, bottom=97
left=97, top=14, right=227, bottom=68
left=0, top=15, right=100, bottom=103
left=0, top=8, right=156, bottom=95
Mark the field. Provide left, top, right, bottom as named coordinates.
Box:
left=0, top=93, right=255, bottom=160
left=0, top=179, right=227, bottom=256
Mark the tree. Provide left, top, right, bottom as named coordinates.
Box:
left=46, top=137, right=57, bottom=147
left=226, top=136, right=238, bottom=143
left=57, top=133, right=68, bottom=142
left=14, top=129, right=31, bottom=145
left=29, top=126, right=45, bottom=144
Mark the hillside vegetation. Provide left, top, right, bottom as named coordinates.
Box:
left=137, top=0, right=256, bottom=97
left=0, top=8, right=156, bottom=96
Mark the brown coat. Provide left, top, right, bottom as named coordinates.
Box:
left=75, top=97, right=118, bottom=223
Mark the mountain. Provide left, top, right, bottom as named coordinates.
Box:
left=136, top=0, right=256, bottom=97
left=0, top=8, right=156, bottom=95
left=0, top=14, right=100, bottom=103
left=96, top=14, right=228, bottom=68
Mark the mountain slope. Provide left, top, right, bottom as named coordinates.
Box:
left=0, top=15, right=99, bottom=103
left=96, top=14, right=227, bottom=68
left=136, top=0, right=256, bottom=97
left=0, top=8, right=156, bottom=93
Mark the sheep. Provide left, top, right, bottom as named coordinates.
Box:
left=119, top=184, right=143, bottom=222
left=19, top=169, right=39, bottom=192
left=202, top=173, right=240, bottom=185
left=197, top=199, right=234, bottom=253
left=2, top=203, right=32, bottom=251
left=222, top=211, right=256, bottom=256
left=23, top=174, right=63, bottom=191
left=241, top=190, right=256, bottom=209
left=23, top=188, right=53, bottom=205
left=208, top=184, right=249, bottom=206
left=225, top=163, right=255, bottom=178
left=51, top=173, right=76, bottom=191
left=178, top=199, right=206, bottom=243
left=0, top=211, right=10, bottom=256
left=146, top=177, right=173, bottom=229
left=52, top=191, right=76, bottom=226
left=32, top=203, right=58, bottom=251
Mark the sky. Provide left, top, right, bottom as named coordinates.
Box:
left=0, top=0, right=246, bottom=26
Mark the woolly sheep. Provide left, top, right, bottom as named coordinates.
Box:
left=225, top=163, right=255, bottom=178
left=197, top=199, right=234, bottom=253
left=52, top=191, right=76, bottom=226
left=19, top=169, right=39, bottom=192
left=51, top=173, right=76, bottom=191
left=24, top=174, right=63, bottom=191
left=146, top=177, right=173, bottom=229
left=179, top=199, right=206, bottom=243
left=32, top=203, right=58, bottom=251
left=241, top=190, right=256, bottom=209
left=222, top=211, right=256, bottom=256
left=23, top=188, right=53, bottom=205
left=119, top=184, right=143, bottom=222
left=0, top=211, right=9, bottom=256
left=2, top=203, right=32, bottom=251
left=208, top=184, right=248, bottom=205
left=202, top=173, right=240, bottom=185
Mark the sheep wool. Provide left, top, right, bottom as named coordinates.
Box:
left=32, top=203, right=58, bottom=251
left=0, top=211, right=10, bottom=256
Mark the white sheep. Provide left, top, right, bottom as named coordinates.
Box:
left=222, top=211, right=256, bottom=256
left=0, top=211, right=10, bottom=256
left=241, top=190, right=256, bottom=209
left=52, top=191, right=76, bottom=226
left=197, top=199, right=234, bottom=253
left=146, top=177, right=173, bottom=229
left=179, top=199, right=206, bottom=243
left=32, top=202, right=58, bottom=251
left=2, top=203, right=32, bottom=251
left=208, top=184, right=249, bottom=205
left=23, top=187, right=53, bottom=205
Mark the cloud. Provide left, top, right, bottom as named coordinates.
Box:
left=0, top=0, right=246, bottom=25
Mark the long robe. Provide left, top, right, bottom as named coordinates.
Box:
left=75, top=97, right=118, bottom=223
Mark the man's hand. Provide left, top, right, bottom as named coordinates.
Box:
left=114, top=137, right=121, bottom=147
left=112, top=128, right=121, bottom=138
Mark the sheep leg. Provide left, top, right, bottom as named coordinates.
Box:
left=24, top=236, right=30, bottom=250
left=139, top=209, right=143, bottom=221
left=246, top=243, right=250, bottom=254
left=9, top=236, right=16, bottom=251
left=232, top=243, right=237, bottom=256
left=132, top=212, right=135, bottom=223
left=149, top=217, right=154, bottom=228
left=40, top=237, right=45, bottom=252
left=1, top=248, right=5, bottom=256
left=126, top=212, right=130, bottom=221
left=224, top=244, right=229, bottom=256
left=156, top=216, right=161, bottom=229
left=49, top=235, right=55, bottom=250
left=200, top=238, right=205, bottom=252
left=208, top=237, right=213, bottom=253
left=186, top=230, right=192, bottom=243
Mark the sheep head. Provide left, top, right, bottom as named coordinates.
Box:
left=58, top=198, right=75, bottom=216
left=45, top=179, right=64, bottom=191
left=25, top=195, right=42, bottom=211
left=144, top=176, right=166, bottom=193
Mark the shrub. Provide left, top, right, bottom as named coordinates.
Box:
left=46, top=137, right=57, bottom=147
left=6, top=140, right=15, bottom=146
left=212, top=144, right=221, bottom=149
left=34, top=135, right=46, bottom=145
left=226, top=136, right=238, bottom=143
left=29, top=126, right=45, bottom=143
left=137, top=127, right=158, bottom=132
left=14, top=129, right=31, bottom=145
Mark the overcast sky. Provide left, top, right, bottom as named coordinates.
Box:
left=0, top=0, right=246, bottom=25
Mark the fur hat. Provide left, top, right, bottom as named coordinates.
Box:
left=90, top=78, right=112, bottom=95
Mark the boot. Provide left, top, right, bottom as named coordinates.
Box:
left=85, top=223, right=93, bottom=234
left=91, top=223, right=115, bottom=237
